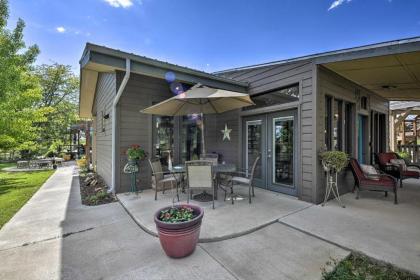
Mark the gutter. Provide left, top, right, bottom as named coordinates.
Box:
left=111, top=58, right=131, bottom=193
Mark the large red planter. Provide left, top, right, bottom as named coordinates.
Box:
left=154, top=204, right=204, bottom=258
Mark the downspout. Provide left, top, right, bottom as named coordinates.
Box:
left=111, top=58, right=131, bottom=194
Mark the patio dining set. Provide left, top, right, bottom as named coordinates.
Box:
left=149, top=154, right=260, bottom=209
left=16, top=158, right=64, bottom=169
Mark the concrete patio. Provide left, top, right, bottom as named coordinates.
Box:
left=117, top=187, right=312, bottom=242
left=1, top=165, right=420, bottom=279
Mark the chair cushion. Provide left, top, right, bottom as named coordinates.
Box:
left=378, top=153, right=397, bottom=166
left=402, top=170, right=420, bottom=178
left=360, top=176, right=395, bottom=188
left=390, top=159, right=407, bottom=171
left=232, top=176, right=250, bottom=185
left=360, top=164, right=380, bottom=180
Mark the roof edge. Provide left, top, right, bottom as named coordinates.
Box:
left=214, top=36, right=420, bottom=74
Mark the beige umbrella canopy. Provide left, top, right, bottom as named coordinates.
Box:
left=141, top=84, right=255, bottom=116
left=141, top=84, right=255, bottom=155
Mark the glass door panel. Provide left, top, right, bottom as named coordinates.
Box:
left=267, top=110, right=297, bottom=195
left=243, top=117, right=266, bottom=188
left=272, top=117, right=294, bottom=186
left=152, top=116, right=174, bottom=169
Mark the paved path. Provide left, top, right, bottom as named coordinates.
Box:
left=0, top=165, right=348, bottom=280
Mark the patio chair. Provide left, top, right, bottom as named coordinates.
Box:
left=349, top=158, right=398, bottom=204
left=149, top=158, right=179, bottom=201
left=186, top=160, right=215, bottom=209
left=376, top=152, right=420, bottom=188
left=200, top=153, right=218, bottom=165
left=228, top=156, right=260, bottom=204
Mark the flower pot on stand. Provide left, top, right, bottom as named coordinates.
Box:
left=154, top=204, right=204, bottom=258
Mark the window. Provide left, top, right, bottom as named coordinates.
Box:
left=152, top=116, right=175, bottom=168
left=325, top=96, right=355, bottom=154
left=361, top=96, right=368, bottom=110
left=245, top=84, right=299, bottom=110
left=345, top=103, right=354, bottom=155
left=180, top=114, right=203, bottom=162
left=370, top=111, right=386, bottom=163
left=325, top=96, right=333, bottom=150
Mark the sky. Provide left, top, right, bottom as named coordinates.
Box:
left=8, top=0, right=420, bottom=74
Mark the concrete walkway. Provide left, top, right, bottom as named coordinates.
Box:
left=280, top=179, right=420, bottom=276
left=0, top=165, right=349, bottom=280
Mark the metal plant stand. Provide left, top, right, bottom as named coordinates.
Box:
left=124, top=162, right=140, bottom=194
left=322, top=168, right=345, bottom=208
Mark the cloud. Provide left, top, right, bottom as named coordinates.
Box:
left=56, top=26, right=66, bottom=33
left=104, top=0, right=134, bottom=8
left=328, top=0, right=352, bottom=11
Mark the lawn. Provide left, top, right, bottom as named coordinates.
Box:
left=323, top=253, right=420, bottom=280
left=0, top=163, right=55, bottom=228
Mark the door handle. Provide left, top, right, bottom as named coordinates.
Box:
left=267, top=149, right=272, bottom=158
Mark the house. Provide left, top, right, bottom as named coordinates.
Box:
left=79, top=37, right=420, bottom=204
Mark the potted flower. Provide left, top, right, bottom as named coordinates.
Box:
left=154, top=204, right=204, bottom=258
left=126, top=144, right=146, bottom=164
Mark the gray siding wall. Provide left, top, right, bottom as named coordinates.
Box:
left=217, top=60, right=316, bottom=202
left=92, top=72, right=116, bottom=188
left=316, top=66, right=389, bottom=203
left=117, top=72, right=173, bottom=193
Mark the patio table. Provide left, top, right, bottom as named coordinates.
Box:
left=170, top=163, right=237, bottom=201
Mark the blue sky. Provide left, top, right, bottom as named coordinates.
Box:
left=8, top=0, right=420, bottom=73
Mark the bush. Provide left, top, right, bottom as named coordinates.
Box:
left=396, top=151, right=410, bottom=161
left=77, top=158, right=87, bottom=169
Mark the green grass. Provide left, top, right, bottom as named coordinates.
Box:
left=323, top=254, right=419, bottom=280
left=0, top=163, right=54, bottom=228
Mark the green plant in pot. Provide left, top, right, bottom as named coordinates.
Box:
left=320, top=151, right=349, bottom=173
left=126, top=144, right=146, bottom=164
left=320, top=150, right=348, bottom=208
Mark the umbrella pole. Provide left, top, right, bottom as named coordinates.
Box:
left=201, top=113, right=206, bottom=155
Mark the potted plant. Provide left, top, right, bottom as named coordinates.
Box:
left=319, top=150, right=348, bottom=173
left=126, top=144, right=146, bottom=164
left=154, top=204, right=204, bottom=258
left=319, top=150, right=348, bottom=207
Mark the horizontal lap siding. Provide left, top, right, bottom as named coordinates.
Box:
left=117, top=73, right=173, bottom=193
left=316, top=66, right=389, bottom=203
left=219, top=61, right=315, bottom=203
left=93, top=73, right=116, bottom=188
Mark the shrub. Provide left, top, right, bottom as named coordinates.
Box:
left=396, top=151, right=410, bottom=161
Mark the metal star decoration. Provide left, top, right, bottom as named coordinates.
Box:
left=221, top=124, right=232, bottom=141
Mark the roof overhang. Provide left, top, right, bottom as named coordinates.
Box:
left=79, top=43, right=248, bottom=118
left=318, top=38, right=420, bottom=101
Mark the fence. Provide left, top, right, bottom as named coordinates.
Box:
left=397, top=144, right=420, bottom=163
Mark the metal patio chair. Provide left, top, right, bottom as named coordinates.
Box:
left=228, top=156, right=260, bottom=204
left=186, top=160, right=215, bottom=209
left=200, top=153, right=218, bottom=165
left=149, top=158, right=179, bottom=201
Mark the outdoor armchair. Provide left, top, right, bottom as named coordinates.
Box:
left=149, top=158, right=179, bottom=201
left=349, top=158, right=398, bottom=204
left=186, top=160, right=215, bottom=209
left=376, top=152, right=420, bottom=188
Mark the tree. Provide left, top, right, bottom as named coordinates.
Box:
left=0, top=0, right=46, bottom=155
left=34, top=63, right=79, bottom=153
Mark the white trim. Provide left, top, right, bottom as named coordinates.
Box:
left=111, top=58, right=131, bottom=194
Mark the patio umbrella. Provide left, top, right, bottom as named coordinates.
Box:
left=141, top=84, right=255, bottom=154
